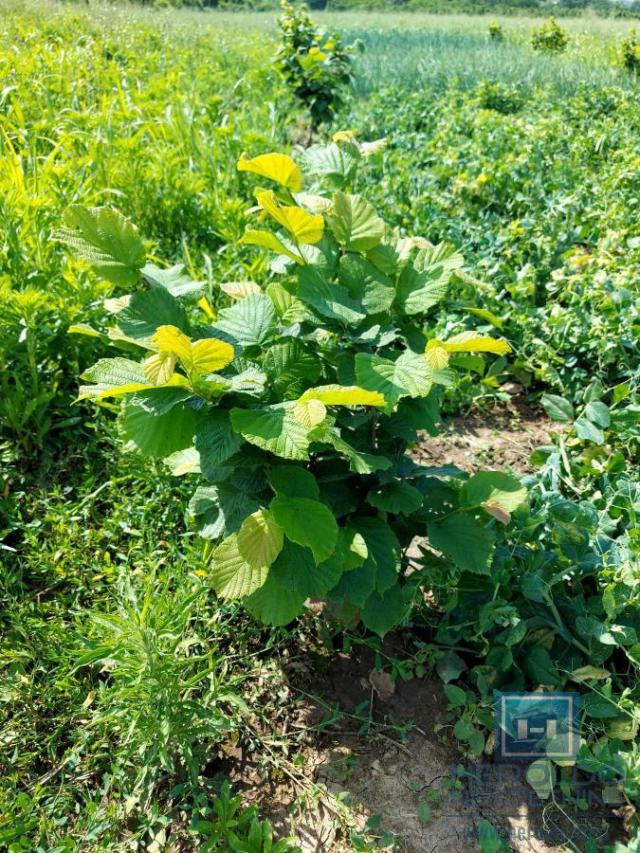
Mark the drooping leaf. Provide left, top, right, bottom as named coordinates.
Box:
left=238, top=152, right=303, bottom=192
left=337, top=254, right=395, bottom=314
left=255, top=190, right=323, bottom=245
left=244, top=570, right=306, bottom=626
left=58, top=206, right=145, bottom=286
left=299, top=384, right=385, bottom=408
left=240, top=229, right=305, bottom=264
left=297, top=265, right=366, bottom=324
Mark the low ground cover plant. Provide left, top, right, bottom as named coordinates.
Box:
left=62, top=139, right=521, bottom=638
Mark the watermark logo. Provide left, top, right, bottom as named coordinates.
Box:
left=495, top=692, right=581, bottom=761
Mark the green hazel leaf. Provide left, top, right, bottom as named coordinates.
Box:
left=329, top=191, right=385, bottom=252
left=142, top=263, right=204, bottom=299
left=298, top=265, right=366, bottom=324
left=117, top=287, right=189, bottom=342
left=57, top=206, right=145, bottom=286
left=353, top=516, right=401, bottom=595
left=328, top=560, right=376, bottom=608
left=195, top=411, right=243, bottom=479
left=236, top=509, right=284, bottom=570
left=460, top=471, right=527, bottom=522
left=267, top=465, right=320, bottom=499
left=262, top=341, right=322, bottom=398
left=540, top=393, right=574, bottom=423
left=120, top=400, right=199, bottom=458
left=129, top=387, right=193, bottom=416
left=244, top=569, right=306, bottom=627
left=361, top=585, right=409, bottom=638
left=366, top=481, right=423, bottom=515
left=366, top=242, right=400, bottom=276
left=164, top=447, right=201, bottom=477
left=428, top=512, right=495, bottom=574
left=270, top=495, right=338, bottom=564
left=453, top=718, right=476, bottom=741
left=213, top=294, right=276, bottom=348
left=188, top=484, right=261, bottom=539
left=337, top=254, right=395, bottom=314
left=355, top=351, right=433, bottom=409
left=270, top=541, right=342, bottom=599
left=299, top=142, right=359, bottom=186
left=395, top=260, right=450, bottom=315
left=82, top=357, right=147, bottom=388
left=231, top=405, right=312, bottom=461
left=210, top=534, right=269, bottom=599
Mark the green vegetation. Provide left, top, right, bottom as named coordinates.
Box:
left=2, top=1, right=640, bottom=849
left=275, top=0, right=359, bottom=127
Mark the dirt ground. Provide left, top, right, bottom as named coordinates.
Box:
left=413, top=395, right=558, bottom=475
left=223, top=399, right=620, bottom=851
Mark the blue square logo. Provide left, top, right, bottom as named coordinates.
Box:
left=495, top=692, right=581, bottom=761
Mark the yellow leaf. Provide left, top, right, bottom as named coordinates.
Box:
left=239, top=229, right=305, bottom=264
left=153, top=325, right=191, bottom=360
left=293, top=398, right=327, bottom=427
left=198, top=296, right=216, bottom=319
left=143, top=352, right=176, bottom=385
left=443, top=331, right=511, bottom=355
left=255, top=190, right=324, bottom=245
left=220, top=280, right=262, bottom=299
left=333, top=129, right=357, bottom=144
left=424, top=340, right=450, bottom=370
left=79, top=373, right=190, bottom=402
left=78, top=381, right=152, bottom=401
left=299, top=384, right=386, bottom=407
left=185, top=339, right=235, bottom=375
left=237, top=152, right=303, bottom=192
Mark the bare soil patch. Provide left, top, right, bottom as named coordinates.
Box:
left=414, top=396, right=557, bottom=474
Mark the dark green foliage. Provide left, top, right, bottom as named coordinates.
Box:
left=274, top=1, right=359, bottom=128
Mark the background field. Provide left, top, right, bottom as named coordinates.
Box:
left=1, top=2, right=639, bottom=850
